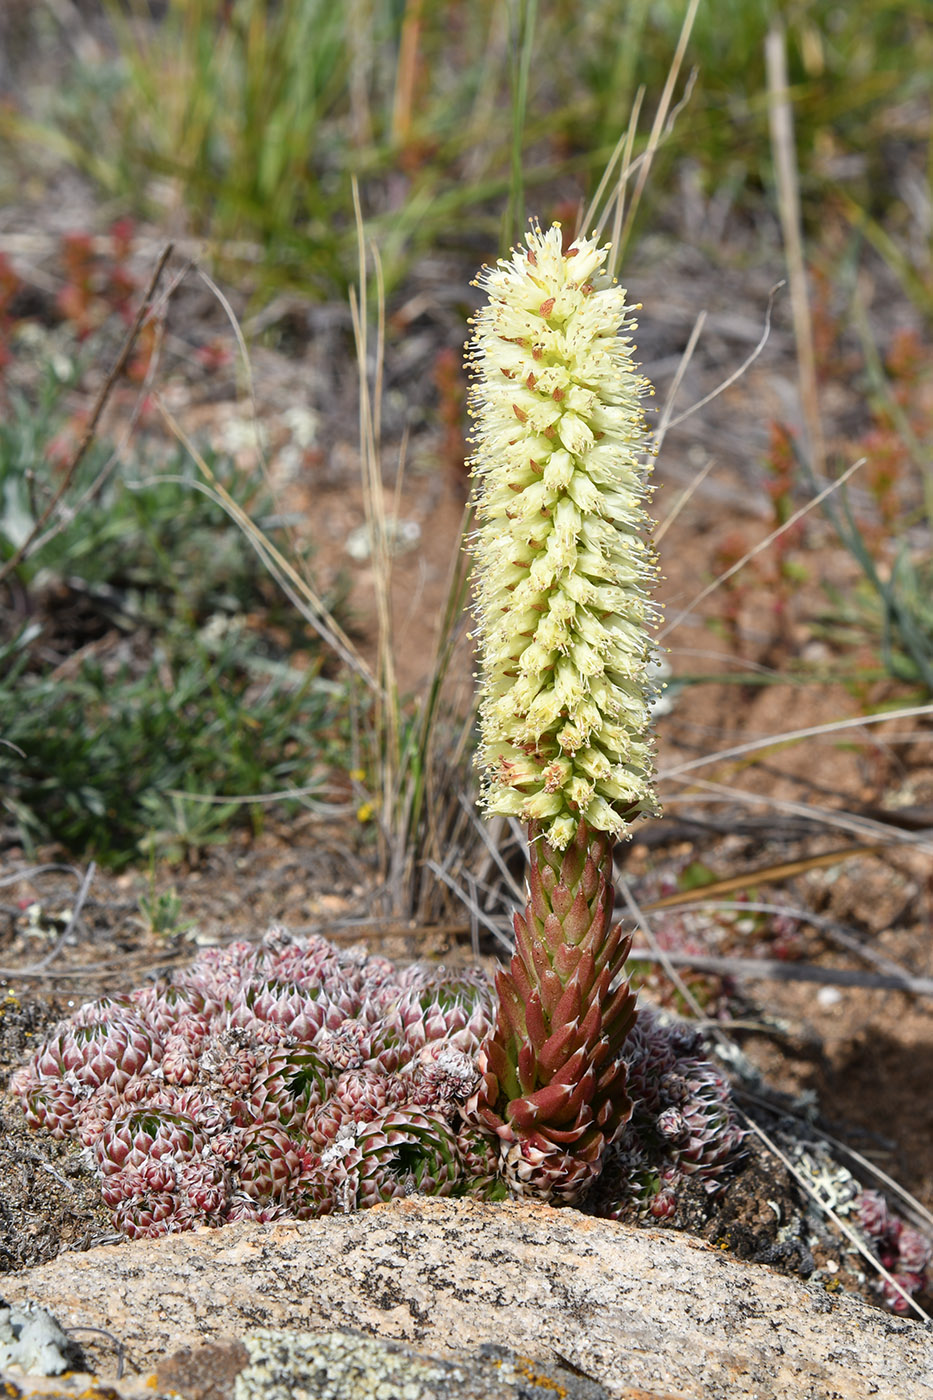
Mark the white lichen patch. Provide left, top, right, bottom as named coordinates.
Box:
left=235, top=1330, right=453, bottom=1400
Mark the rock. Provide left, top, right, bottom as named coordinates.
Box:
left=0, top=1331, right=647, bottom=1400
left=0, top=1297, right=85, bottom=1375
left=0, top=1370, right=171, bottom=1399
left=1, top=1197, right=931, bottom=1400
left=228, top=1330, right=613, bottom=1400
left=156, top=1338, right=250, bottom=1400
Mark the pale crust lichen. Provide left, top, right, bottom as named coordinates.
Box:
left=466, top=222, right=660, bottom=848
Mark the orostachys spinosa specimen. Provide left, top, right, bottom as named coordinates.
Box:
left=11, top=223, right=745, bottom=1238
left=10, top=925, right=742, bottom=1236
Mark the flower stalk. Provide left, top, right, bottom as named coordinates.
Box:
left=470, top=819, right=637, bottom=1201
left=466, top=222, right=660, bottom=1200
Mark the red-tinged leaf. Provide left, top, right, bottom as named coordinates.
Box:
left=587, top=1033, right=613, bottom=1074
left=590, top=887, right=613, bottom=941
left=512, top=923, right=537, bottom=988
left=578, top=997, right=601, bottom=1047
left=529, top=910, right=548, bottom=940
left=479, top=1071, right=501, bottom=1107
left=495, top=976, right=528, bottom=1038
left=603, top=962, right=634, bottom=1006
left=553, top=976, right=582, bottom=1031
left=542, top=912, right=564, bottom=956
left=497, top=1027, right=526, bottom=1068
left=597, top=1079, right=631, bottom=1129
left=537, top=1020, right=577, bottom=1076
left=553, top=942, right=582, bottom=982
left=475, top=1104, right=505, bottom=1135
left=495, top=963, right=520, bottom=1003
left=549, top=1046, right=588, bottom=1087
left=542, top=1120, right=592, bottom=1146
left=555, top=1072, right=596, bottom=1125
left=546, top=1122, right=602, bottom=1156
left=572, top=950, right=596, bottom=995
left=598, top=1083, right=630, bottom=1128
left=606, top=1102, right=633, bottom=1142
left=559, top=825, right=587, bottom=889
left=580, top=1133, right=607, bottom=1166
left=594, top=1047, right=623, bottom=1093
left=504, top=1098, right=536, bottom=1131
left=594, top=1089, right=615, bottom=1128
left=517, top=1042, right=538, bottom=1094
left=539, top=968, right=564, bottom=1020
left=524, top=991, right=549, bottom=1050
left=514, top=1129, right=551, bottom=1159
left=506, top=955, right=534, bottom=1007
left=551, top=883, right=573, bottom=918
left=594, top=923, right=629, bottom=977
left=528, top=852, right=547, bottom=921
left=589, top=964, right=613, bottom=1007
left=602, top=982, right=637, bottom=1044
left=530, top=932, right=553, bottom=988
left=563, top=887, right=591, bottom=944
left=598, top=916, right=624, bottom=954
left=483, top=1040, right=511, bottom=1086
left=507, top=1080, right=573, bottom=1129
left=605, top=1109, right=633, bottom=1144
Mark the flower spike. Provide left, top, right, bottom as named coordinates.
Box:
left=466, top=221, right=662, bottom=1201
left=466, top=221, right=660, bottom=849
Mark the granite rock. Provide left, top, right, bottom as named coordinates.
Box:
left=1, top=1197, right=931, bottom=1400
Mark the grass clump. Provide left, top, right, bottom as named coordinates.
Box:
left=0, top=621, right=341, bottom=868
left=4, top=1, right=929, bottom=301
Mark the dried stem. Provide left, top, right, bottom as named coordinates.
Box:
left=765, top=21, right=826, bottom=476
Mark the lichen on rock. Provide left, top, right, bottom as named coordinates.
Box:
left=233, top=1329, right=611, bottom=1400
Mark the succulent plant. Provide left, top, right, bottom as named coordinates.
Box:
left=10, top=925, right=742, bottom=1240
left=594, top=1011, right=745, bottom=1221
left=467, top=819, right=637, bottom=1203
left=464, top=222, right=664, bottom=1200
left=316, top=1108, right=463, bottom=1213
left=857, top=1189, right=933, bottom=1312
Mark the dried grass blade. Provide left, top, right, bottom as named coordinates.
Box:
left=642, top=845, right=886, bottom=911
left=658, top=700, right=933, bottom=782
left=658, top=456, right=867, bottom=642
left=152, top=398, right=373, bottom=686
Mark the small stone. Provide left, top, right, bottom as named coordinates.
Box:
left=156, top=1340, right=250, bottom=1400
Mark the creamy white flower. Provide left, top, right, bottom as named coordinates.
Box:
left=466, top=222, right=660, bottom=847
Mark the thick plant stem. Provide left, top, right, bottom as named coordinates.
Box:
left=469, top=818, right=636, bottom=1202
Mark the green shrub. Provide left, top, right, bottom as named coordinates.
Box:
left=0, top=347, right=346, bottom=866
